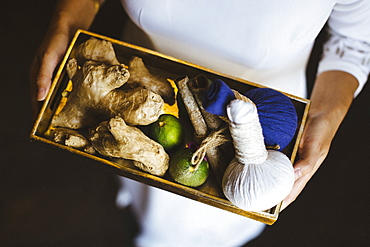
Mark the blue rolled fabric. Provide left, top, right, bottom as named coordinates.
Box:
left=202, top=79, right=298, bottom=151
left=202, top=79, right=235, bottom=116
left=244, top=88, right=298, bottom=151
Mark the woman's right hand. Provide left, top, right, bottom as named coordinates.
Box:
left=29, top=0, right=98, bottom=118
left=30, top=26, right=71, bottom=105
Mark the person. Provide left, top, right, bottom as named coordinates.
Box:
left=30, top=0, right=370, bottom=246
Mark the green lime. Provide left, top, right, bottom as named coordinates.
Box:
left=149, top=114, right=184, bottom=151
left=169, top=148, right=209, bottom=187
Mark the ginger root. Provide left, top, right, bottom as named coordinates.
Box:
left=51, top=128, right=95, bottom=154
left=52, top=58, right=164, bottom=129
left=74, top=38, right=175, bottom=105
left=52, top=59, right=130, bottom=129
left=127, top=56, right=175, bottom=105
left=74, top=37, right=120, bottom=65
left=106, top=87, right=164, bottom=126
left=90, top=116, right=169, bottom=176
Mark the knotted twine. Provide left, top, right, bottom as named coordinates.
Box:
left=227, top=98, right=268, bottom=165
left=191, top=127, right=230, bottom=170
left=193, top=89, right=268, bottom=167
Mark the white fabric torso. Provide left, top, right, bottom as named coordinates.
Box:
left=117, top=1, right=370, bottom=246
left=122, top=0, right=337, bottom=98
left=118, top=179, right=265, bottom=247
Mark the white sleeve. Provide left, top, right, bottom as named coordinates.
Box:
left=317, top=0, right=370, bottom=97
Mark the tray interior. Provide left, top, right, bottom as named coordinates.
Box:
left=30, top=30, right=310, bottom=225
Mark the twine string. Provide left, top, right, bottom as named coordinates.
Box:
left=191, top=127, right=230, bottom=170
left=230, top=120, right=268, bottom=165
left=227, top=98, right=268, bottom=165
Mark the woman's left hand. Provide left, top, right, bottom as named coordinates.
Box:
left=281, top=71, right=358, bottom=210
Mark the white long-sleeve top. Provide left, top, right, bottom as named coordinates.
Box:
left=117, top=1, right=370, bottom=246
left=122, top=0, right=370, bottom=98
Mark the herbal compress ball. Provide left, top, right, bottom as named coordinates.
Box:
left=202, top=79, right=235, bottom=116
left=202, top=79, right=298, bottom=150
left=244, top=88, right=298, bottom=151
left=222, top=99, right=295, bottom=212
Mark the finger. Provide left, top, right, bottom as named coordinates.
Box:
left=293, top=152, right=317, bottom=180
left=280, top=153, right=324, bottom=211
left=35, top=50, right=60, bottom=101
left=30, top=56, right=43, bottom=120
left=29, top=56, right=39, bottom=103
left=294, top=143, right=327, bottom=180
left=280, top=142, right=321, bottom=211
left=281, top=172, right=310, bottom=210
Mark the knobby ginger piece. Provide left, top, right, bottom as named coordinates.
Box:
left=127, top=56, right=175, bottom=104
left=52, top=59, right=164, bottom=129
left=74, top=37, right=120, bottom=65
left=52, top=59, right=130, bottom=129
left=90, top=116, right=169, bottom=176
left=51, top=127, right=95, bottom=154
left=107, top=87, right=164, bottom=126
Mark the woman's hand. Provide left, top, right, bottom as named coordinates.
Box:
left=281, top=112, right=333, bottom=210
left=30, top=27, right=71, bottom=102
left=281, top=71, right=358, bottom=210
left=29, top=0, right=98, bottom=117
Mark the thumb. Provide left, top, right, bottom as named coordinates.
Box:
left=34, top=51, right=60, bottom=101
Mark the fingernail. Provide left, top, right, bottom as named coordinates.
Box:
left=294, top=168, right=302, bottom=180
left=37, top=88, right=46, bottom=101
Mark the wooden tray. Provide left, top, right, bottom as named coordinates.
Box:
left=30, top=29, right=310, bottom=225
